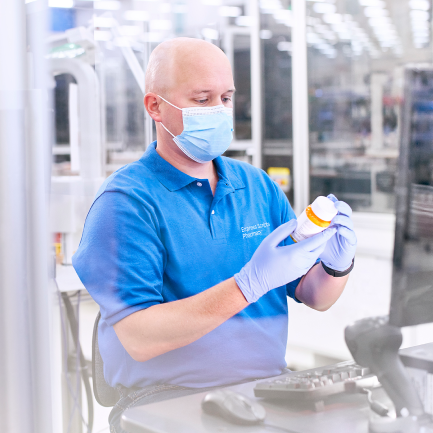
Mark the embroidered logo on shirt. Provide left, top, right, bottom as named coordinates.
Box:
left=241, top=222, right=270, bottom=239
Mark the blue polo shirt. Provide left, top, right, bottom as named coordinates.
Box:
left=73, top=141, right=302, bottom=389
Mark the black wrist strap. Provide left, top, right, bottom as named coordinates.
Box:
left=321, top=258, right=355, bottom=277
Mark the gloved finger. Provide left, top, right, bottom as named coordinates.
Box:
left=337, top=226, right=357, bottom=246
left=264, top=219, right=298, bottom=247
left=334, top=200, right=352, bottom=217
left=299, top=227, right=337, bottom=251
left=309, top=241, right=328, bottom=256
left=327, top=194, right=338, bottom=203
left=331, top=215, right=354, bottom=230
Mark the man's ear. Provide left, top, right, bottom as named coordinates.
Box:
left=144, top=93, right=162, bottom=122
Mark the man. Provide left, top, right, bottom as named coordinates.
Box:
left=73, top=37, right=356, bottom=432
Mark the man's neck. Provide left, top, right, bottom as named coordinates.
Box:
left=155, top=135, right=219, bottom=194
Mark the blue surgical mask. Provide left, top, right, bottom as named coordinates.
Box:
left=158, top=95, right=234, bottom=163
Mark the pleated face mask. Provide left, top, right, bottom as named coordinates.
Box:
left=158, top=95, right=234, bottom=163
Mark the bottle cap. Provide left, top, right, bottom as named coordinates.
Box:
left=311, top=196, right=338, bottom=222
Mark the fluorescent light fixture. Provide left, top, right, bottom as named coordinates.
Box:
left=150, top=20, right=172, bottom=30
left=25, top=0, right=37, bottom=3
left=359, top=0, right=385, bottom=6
left=219, top=6, right=241, bottom=16
left=410, top=9, right=429, bottom=20
left=235, top=16, right=254, bottom=26
left=94, top=30, right=112, bottom=41
left=49, top=0, right=73, bottom=7
left=364, top=6, right=388, bottom=17
left=93, top=16, right=113, bottom=27
left=94, top=1, right=121, bottom=10
left=277, top=41, right=292, bottom=51
left=201, top=28, right=219, bottom=40
left=313, top=3, right=336, bottom=13
left=124, top=10, right=149, bottom=21
left=409, top=0, right=430, bottom=10
left=306, top=0, right=336, bottom=2
left=260, top=29, right=273, bottom=39
left=119, top=25, right=142, bottom=36
left=202, top=0, right=222, bottom=4
left=160, top=3, right=171, bottom=13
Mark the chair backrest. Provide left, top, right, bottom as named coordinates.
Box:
left=92, top=311, right=120, bottom=407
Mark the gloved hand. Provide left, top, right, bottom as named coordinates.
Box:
left=234, top=219, right=337, bottom=303
left=319, top=194, right=357, bottom=272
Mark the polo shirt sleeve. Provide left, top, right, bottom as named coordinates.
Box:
left=72, top=190, right=165, bottom=326
left=271, top=181, right=303, bottom=304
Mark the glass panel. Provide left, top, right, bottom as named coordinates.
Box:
left=261, top=1, right=294, bottom=202
left=306, top=0, right=432, bottom=213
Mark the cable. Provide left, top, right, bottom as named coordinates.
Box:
left=56, top=283, right=88, bottom=432
left=360, top=388, right=390, bottom=417
left=61, top=290, right=94, bottom=433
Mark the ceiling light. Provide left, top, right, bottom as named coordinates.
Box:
left=49, top=0, right=73, bottom=7
left=364, top=6, right=388, bottom=17
left=323, top=13, right=342, bottom=23
left=124, top=10, right=149, bottom=21
left=260, top=29, right=273, bottom=39
left=201, top=0, right=222, bottom=5
left=202, top=28, right=219, bottom=40
left=409, top=0, right=430, bottom=10
left=313, top=3, right=336, bottom=13
left=94, top=1, right=121, bottom=10
left=368, top=16, right=391, bottom=26
left=119, top=25, right=142, bottom=36
left=93, top=16, right=113, bottom=27
left=359, top=0, right=385, bottom=6
left=410, top=9, right=429, bottom=20
left=235, top=16, right=254, bottom=26
left=277, top=41, right=292, bottom=51
left=219, top=6, right=242, bottom=17
left=149, top=20, right=172, bottom=30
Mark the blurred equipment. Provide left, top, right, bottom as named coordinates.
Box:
left=344, top=65, right=433, bottom=433
left=267, top=167, right=291, bottom=193
left=254, top=360, right=377, bottom=402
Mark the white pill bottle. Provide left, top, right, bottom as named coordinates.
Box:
left=290, top=196, right=338, bottom=243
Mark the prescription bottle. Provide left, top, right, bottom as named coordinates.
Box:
left=290, top=196, right=338, bottom=243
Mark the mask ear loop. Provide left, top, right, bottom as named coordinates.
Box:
left=157, top=95, right=182, bottom=111
left=160, top=122, right=176, bottom=138
left=157, top=95, right=182, bottom=137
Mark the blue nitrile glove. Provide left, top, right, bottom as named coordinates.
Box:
left=319, top=194, right=357, bottom=272
left=234, top=219, right=337, bottom=303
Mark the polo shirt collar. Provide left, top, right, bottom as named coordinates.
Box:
left=140, top=141, right=245, bottom=192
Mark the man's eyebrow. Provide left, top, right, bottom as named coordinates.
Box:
left=191, top=88, right=236, bottom=94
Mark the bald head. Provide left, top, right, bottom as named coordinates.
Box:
left=145, top=37, right=232, bottom=96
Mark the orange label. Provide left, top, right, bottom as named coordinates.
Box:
left=305, top=206, right=331, bottom=228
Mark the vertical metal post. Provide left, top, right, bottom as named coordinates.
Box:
left=250, top=0, right=263, bottom=168
left=25, top=3, right=56, bottom=427
left=292, top=0, right=310, bottom=215
left=0, top=1, right=34, bottom=432
left=143, top=23, right=154, bottom=147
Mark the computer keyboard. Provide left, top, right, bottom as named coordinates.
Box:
left=254, top=360, right=379, bottom=401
